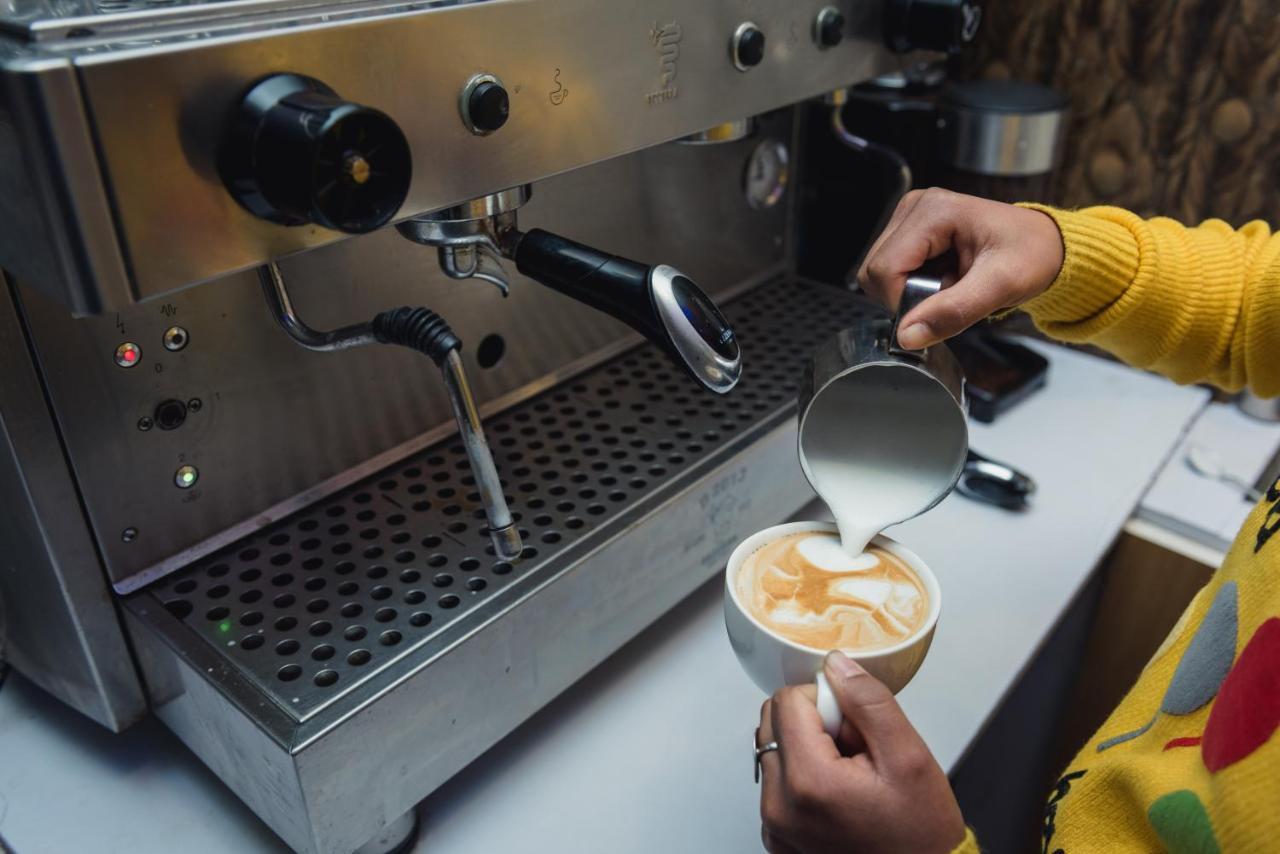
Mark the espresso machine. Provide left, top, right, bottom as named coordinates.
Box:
left=0, top=0, right=977, bottom=850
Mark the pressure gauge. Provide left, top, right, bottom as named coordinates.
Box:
left=743, top=139, right=789, bottom=210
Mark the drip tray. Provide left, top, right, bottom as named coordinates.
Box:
left=123, top=277, right=873, bottom=853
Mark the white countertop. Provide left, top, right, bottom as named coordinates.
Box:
left=1136, top=400, right=1280, bottom=560
left=0, top=341, right=1210, bottom=854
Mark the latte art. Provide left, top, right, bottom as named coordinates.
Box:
left=735, top=531, right=928, bottom=652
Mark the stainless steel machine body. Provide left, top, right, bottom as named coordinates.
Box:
left=0, top=0, right=975, bottom=849
left=2, top=0, right=902, bottom=313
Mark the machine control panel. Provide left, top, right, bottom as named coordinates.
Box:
left=0, top=0, right=932, bottom=315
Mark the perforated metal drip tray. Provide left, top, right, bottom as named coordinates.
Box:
left=137, top=277, right=874, bottom=720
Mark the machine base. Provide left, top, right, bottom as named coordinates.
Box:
left=354, top=809, right=418, bottom=854
left=124, top=277, right=873, bottom=853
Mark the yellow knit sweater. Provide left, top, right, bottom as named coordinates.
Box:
left=949, top=206, right=1280, bottom=854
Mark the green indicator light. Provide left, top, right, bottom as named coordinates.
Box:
left=174, top=464, right=199, bottom=489
left=219, top=621, right=231, bottom=634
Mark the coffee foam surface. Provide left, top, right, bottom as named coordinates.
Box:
left=736, top=531, right=927, bottom=652
left=794, top=535, right=881, bottom=572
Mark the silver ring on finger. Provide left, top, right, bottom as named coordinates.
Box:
left=754, top=738, right=780, bottom=783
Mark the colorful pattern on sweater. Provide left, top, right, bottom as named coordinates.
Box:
left=950, top=206, right=1280, bottom=854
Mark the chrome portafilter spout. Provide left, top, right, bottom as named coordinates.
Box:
left=398, top=185, right=742, bottom=394
left=396, top=185, right=530, bottom=297
left=259, top=263, right=522, bottom=560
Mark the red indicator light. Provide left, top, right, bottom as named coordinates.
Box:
left=114, top=342, right=141, bottom=368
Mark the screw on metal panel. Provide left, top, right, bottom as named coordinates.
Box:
left=187, top=398, right=203, bottom=412
left=137, top=416, right=154, bottom=431
left=121, top=527, right=138, bottom=542
left=163, top=326, right=189, bottom=351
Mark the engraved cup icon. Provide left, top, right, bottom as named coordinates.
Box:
left=548, top=68, right=568, bottom=106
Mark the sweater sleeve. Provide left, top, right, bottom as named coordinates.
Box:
left=1016, top=204, right=1280, bottom=396
left=949, top=827, right=981, bottom=854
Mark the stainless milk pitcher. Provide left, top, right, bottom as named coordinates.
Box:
left=798, top=267, right=969, bottom=535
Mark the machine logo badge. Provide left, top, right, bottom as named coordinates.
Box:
left=645, top=21, right=681, bottom=105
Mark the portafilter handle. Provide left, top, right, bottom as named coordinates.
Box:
left=510, top=229, right=742, bottom=394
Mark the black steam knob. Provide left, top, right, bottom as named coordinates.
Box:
left=731, top=23, right=766, bottom=71
left=461, top=76, right=510, bottom=135
left=219, top=73, right=412, bottom=234
left=884, top=0, right=983, bottom=54
left=814, top=7, right=846, bottom=48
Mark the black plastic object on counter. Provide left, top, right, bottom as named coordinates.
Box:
left=958, top=449, right=1036, bottom=510
left=950, top=330, right=1049, bottom=423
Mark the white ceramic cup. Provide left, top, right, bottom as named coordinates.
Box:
left=724, top=520, right=941, bottom=736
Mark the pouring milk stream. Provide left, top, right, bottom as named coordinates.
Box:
left=797, top=266, right=969, bottom=563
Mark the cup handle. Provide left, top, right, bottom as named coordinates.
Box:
left=815, top=671, right=842, bottom=739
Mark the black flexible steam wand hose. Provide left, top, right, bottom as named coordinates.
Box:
left=258, top=264, right=522, bottom=560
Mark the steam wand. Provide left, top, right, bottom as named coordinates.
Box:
left=827, top=88, right=914, bottom=282
left=258, top=263, right=522, bottom=560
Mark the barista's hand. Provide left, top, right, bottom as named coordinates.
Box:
left=757, top=652, right=965, bottom=854
left=857, top=188, right=1065, bottom=349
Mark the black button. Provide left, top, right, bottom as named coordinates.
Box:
left=734, top=25, right=766, bottom=69
left=816, top=10, right=845, bottom=47
left=467, top=81, right=509, bottom=134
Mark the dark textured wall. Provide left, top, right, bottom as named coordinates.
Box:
left=964, top=0, right=1280, bottom=225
